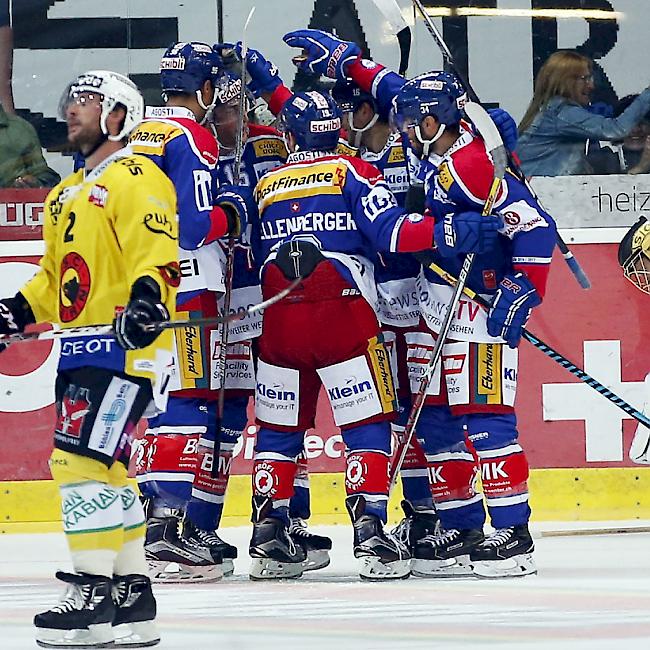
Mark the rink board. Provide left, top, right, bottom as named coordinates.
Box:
left=3, top=467, right=650, bottom=533
left=0, top=190, right=648, bottom=528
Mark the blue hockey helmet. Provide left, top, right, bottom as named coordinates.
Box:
left=160, top=41, right=222, bottom=110
left=391, top=71, right=467, bottom=157
left=332, top=78, right=381, bottom=147
left=277, top=91, right=342, bottom=152
left=332, top=78, right=377, bottom=115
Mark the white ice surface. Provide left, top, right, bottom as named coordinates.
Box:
left=2, top=523, right=650, bottom=650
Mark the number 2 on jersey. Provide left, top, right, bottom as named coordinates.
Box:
left=64, top=212, right=76, bottom=242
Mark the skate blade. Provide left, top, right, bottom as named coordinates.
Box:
left=472, top=553, right=537, bottom=579
left=36, top=622, right=113, bottom=647
left=112, top=621, right=160, bottom=647
left=148, top=560, right=223, bottom=583
left=411, top=554, right=475, bottom=579
left=222, top=559, right=235, bottom=577
left=358, top=556, right=411, bottom=581
left=302, top=549, right=331, bottom=572
left=249, top=557, right=304, bottom=580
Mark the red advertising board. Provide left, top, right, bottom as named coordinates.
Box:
left=0, top=190, right=646, bottom=480
left=0, top=189, right=48, bottom=240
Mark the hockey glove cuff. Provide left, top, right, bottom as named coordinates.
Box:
left=113, top=277, right=170, bottom=351
left=434, top=212, right=502, bottom=257
left=487, top=272, right=542, bottom=348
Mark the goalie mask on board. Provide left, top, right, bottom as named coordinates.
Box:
left=618, top=216, right=650, bottom=295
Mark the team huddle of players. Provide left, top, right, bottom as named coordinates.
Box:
left=11, top=26, right=639, bottom=650
left=125, top=31, right=553, bottom=587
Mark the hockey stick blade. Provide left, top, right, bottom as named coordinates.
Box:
left=0, top=279, right=301, bottom=346
left=425, top=259, right=650, bottom=431
left=464, top=102, right=508, bottom=175
left=369, top=0, right=412, bottom=75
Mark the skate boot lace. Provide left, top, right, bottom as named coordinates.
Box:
left=112, top=581, right=128, bottom=602
left=50, top=584, right=89, bottom=614
left=482, top=527, right=514, bottom=547
left=111, top=580, right=139, bottom=608
left=288, top=518, right=313, bottom=539
left=193, top=528, right=223, bottom=546
left=390, top=517, right=412, bottom=545
left=420, top=529, right=460, bottom=547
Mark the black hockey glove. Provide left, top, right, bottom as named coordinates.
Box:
left=113, top=277, right=170, bottom=351
left=0, top=292, right=35, bottom=352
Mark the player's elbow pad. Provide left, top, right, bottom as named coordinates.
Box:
left=395, top=213, right=435, bottom=253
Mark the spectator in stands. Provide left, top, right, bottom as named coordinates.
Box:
left=588, top=95, right=650, bottom=175
left=0, top=102, right=60, bottom=187
left=0, top=0, right=14, bottom=115
left=517, top=50, right=650, bottom=176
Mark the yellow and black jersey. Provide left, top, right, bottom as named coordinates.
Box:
left=21, top=150, right=179, bottom=383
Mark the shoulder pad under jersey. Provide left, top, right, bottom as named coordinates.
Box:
left=130, top=118, right=218, bottom=167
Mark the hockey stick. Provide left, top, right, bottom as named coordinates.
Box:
left=540, top=526, right=650, bottom=538
left=369, top=0, right=411, bottom=75
left=0, top=279, right=301, bottom=346
left=389, top=102, right=507, bottom=489
left=423, top=259, right=650, bottom=431
left=410, top=0, right=590, bottom=290
left=213, top=6, right=256, bottom=475
left=628, top=373, right=650, bottom=463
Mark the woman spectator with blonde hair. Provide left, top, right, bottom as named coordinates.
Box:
left=517, top=50, right=650, bottom=176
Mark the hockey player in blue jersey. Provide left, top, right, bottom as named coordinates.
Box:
left=220, top=90, right=501, bottom=579
left=390, top=74, right=555, bottom=578
left=330, top=78, right=440, bottom=551
left=210, top=48, right=338, bottom=570
left=175, top=58, right=332, bottom=573
left=129, top=42, right=250, bottom=582
left=234, top=44, right=436, bottom=552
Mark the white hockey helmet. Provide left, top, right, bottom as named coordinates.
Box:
left=60, top=70, right=144, bottom=141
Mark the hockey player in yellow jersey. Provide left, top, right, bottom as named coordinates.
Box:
left=0, top=71, right=179, bottom=648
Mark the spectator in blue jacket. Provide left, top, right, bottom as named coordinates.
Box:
left=517, top=50, right=650, bottom=176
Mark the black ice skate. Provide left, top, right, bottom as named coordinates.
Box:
left=412, top=528, right=484, bottom=578
left=249, top=497, right=306, bottom=580
left=470, top=524, right=537, bottom=578
left=111, top=574, right=160, bottom=648
left=346, top=496, right=411, bottom=580
left=145, top=511, right=223, bottom=583
left=34, top=571, right=115, bottom=648
left=390, top=500, right=440, bottom=552
left=289, top=518, right=332, bottom=572
left=182, top=519, right=238, bottom=577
